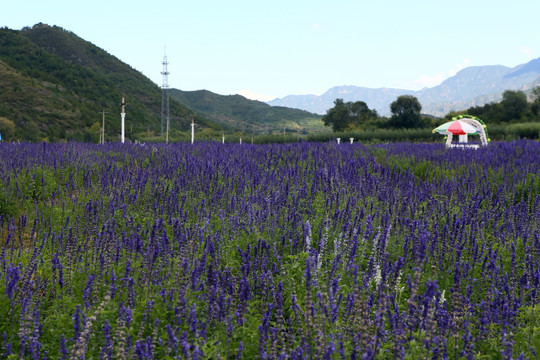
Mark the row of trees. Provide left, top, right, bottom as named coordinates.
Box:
left=322, top=95, right=427, bottom=132
left=322, top=87, right=540, bottom=133
left=452, top=88, right=540, bottom=123
left=322, top=99, right=379, bottom=132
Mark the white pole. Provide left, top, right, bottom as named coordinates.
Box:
left=191, top=119, right=195, bottom=144
left=350, top=137, right=354, bottom=144
left=337, top=137, right=341, bottom=144
left=222, top=133, right=225, bottom=144
left=446, top=133, right=453, bottom=147
left=121, top=114, right=125, bottom=143
left=240, top=138, right=242, bottom=144
left=120, top=97, right=126, bottom=144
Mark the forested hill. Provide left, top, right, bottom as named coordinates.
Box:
left=0, top=23, right=217, bottom=141
left=169, top=89, right=324, bottom=134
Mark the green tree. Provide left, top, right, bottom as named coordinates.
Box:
left=19, top=121, right=41, bottom=142
left=530, top=86, right=540, bottom=101
left=501, top=90, right=528, bottom=122
left=0, top=117, right=16, bottom=140
left=464, top=102, right=504, bottom=124
left=350, top=100, right=379, bottom=128
left=322, top=99, right=378, bottom=132
left=530, top=86, right=540, bottom=117
left=389, top=95, right=424, bottom=128
left=323, top=99, right=350, bottom=132
left=88, top=122, right=102, bottom=143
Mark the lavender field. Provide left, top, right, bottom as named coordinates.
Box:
left=0, top=140, right=539, bottom=359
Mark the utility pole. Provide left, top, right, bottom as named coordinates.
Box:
left=191, top=115, right=195, bottom=144
left=100, top=109, right=108, bottom=144
left=165, top=115, right=169, bottom=144
left=120, top=97, right=126, bottom=143
left=161, top=48, right=170, bottom=139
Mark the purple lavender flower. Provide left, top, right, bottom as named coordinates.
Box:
left=4, top=264, right=20, bottom=300
left=101, top=320, right=113, bottom=360
left=83, top=274, right=95, bottom=309
left=0, top=139, right=538, bottom=359
left=72, top=305, right=83, bottom=341
left=59, top=334, right=68, bottom=360
left=236, top=341, right=243, bottom=359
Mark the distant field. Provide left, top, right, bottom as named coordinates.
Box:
left=0, top=141, right=538, bottom=358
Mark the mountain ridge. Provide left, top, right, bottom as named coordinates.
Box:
left=169, top=89, right=323, bottom=134
left=0, top=23, right=321, bottom=141
left=267, top=58, right=540, bottom=116
left=0, top=23, right=216, bottom=141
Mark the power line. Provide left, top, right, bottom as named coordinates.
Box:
left=99, top=109, right=109, bottom=144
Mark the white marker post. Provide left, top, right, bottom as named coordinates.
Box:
left=337, top=137, right=341, bottom=144
left=191, top=117, right=195, bottom=144
left=222, top=133, right=225, bottom=144
left=350, top=137, right=354, bottom=144
left=120, top=97, right=126, bottom=144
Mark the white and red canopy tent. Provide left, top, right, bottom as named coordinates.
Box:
left=433, top=116, right=489, bottom=147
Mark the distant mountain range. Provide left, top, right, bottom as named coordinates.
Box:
left=268, top=57, right=540, bottom=116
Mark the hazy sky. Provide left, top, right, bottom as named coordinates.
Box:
left=2, top=0, right=539, bottom=101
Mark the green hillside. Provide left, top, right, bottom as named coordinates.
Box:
left=0, top=23, right=216, bottom=142
left=0, top=23, right=326, bottom=142
left=170, top=89, right=324, bottom=135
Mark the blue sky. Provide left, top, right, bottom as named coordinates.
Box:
left=2, top=0, right=539, bottom=101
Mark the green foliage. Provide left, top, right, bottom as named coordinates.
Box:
left=0, top=24, right=216, bottom=141
left=514, top=172, right=540, bottom=207
left=169, top=89, right=323, bottom=135
left=530, top=87, right=540, bottom=116
left=531, top=86, right=540, bottom=103
left=252, top=133, right=301, bottom=144
left=487, top=122, right=540, bottom=140
left=322, top=98, right=350, bottom=132
left=501, top=90, right=529, bottom=122
left=22, top=122, right=42, bottom=142
left=322, top=98, right=378, bottom=132
left=145, top=120, right=539, bottom=144
left=0, top=117, right=15, bottom=140
left=307, top=127, right=437, bottom=143
left=389, top=95, right=425, bottom=128
left=513, top=304, right=540, bottom=356
left=460, top=88, right=540, bottom=125
left=88, top=122, right=102, bottom=143
left=0, top=184, right=17, bottom=219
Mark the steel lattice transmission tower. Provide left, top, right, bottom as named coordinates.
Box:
left=160, top=49, right=170, bottom=138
